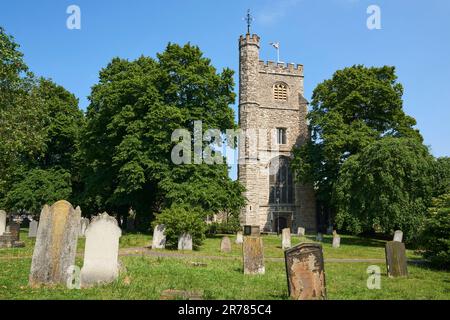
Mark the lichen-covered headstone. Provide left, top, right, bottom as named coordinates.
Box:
left=178, top=233, right=192, bottom=251
left=152, top=224, right=166, bottom=249
left=235, top=231, right=244, bottom=244
left=297, top=227, right=305, bottom=237
left=81, top=213, right=122, bottom=287
left=243, top=236, right=265, bottom=275
left=220, top=236, right=232, bottom=253
left=385, top=241, right=408, bottom=277
left=393, top=230, right=403, bottom=242
left=9, top=222, right=20, bottom=241
left=28, top=220, right=38, bottom=238
left=0, top=210, right=6, bottom=236
left=284, top=243, right=326, bottom=300
left=282, top=228, right=291, bottom=249
left=29, top=200, right=81, bottom=287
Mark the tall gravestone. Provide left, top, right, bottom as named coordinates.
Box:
left=284, top=243, right=326, bottom=300
left=9, top=222, right=20, bottom=241
left=152, top=224, right=166, bottom=249
left=385, top=241, right=408, bottom=277
left=297, top=227, right=305, bottom=237
left=332, top=231, right=340, bottom=248
left=178, top=233, right=193, bottom=251
left=29, top=200, right=81, bottom=287
left=220, top=236, right=232, bottom=253
left=28, top=220, right=38, bottom=238
left=282, top=228, right=291, bottom=250
left=81, top=213, right=122, bottom=287
left=243, top=236, right=265, bottom=275
left=0, top=210, right=6, bottom=236
left=393, top=230, right=403, bottom=242
left=235, top=231, right=244, bottom=244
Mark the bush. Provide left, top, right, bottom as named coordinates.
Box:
left=152, top=205, right=207, bottom=249
left=419, top=193, right=450, bottom=269
left=207, top=215, right=241, bottom=235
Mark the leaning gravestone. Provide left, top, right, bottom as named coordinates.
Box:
left=284, top=243, right=326, bottom=300
left=152, top=224, right=166, bottom=249
left=9, top=222, right=20, bottom=242
left=243, top=236, right=265, bottom=275
left=220, top=236, right=232, bottom=253
left=0, top=210, right=6, bottom=236
left=80, top=213, right=122, bottom=287
left=28, top=220, right=38, bottom=238
left=178, top=233, right=193, bottom=251
left=393, top=230, right=403, bottom=242
left=235, top=231, right=244, bottom=244
left=297, top=227, right=305, bottom=237
left=385, top=241, right=408, bottom=277
left=282, top=228, right=291, bottom=250
left=29, top=200, right=81, bottom=287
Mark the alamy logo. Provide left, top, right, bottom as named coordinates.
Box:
left=367, top=5, right=382, bottom=30
left=66, top=5, right=81, bottom=30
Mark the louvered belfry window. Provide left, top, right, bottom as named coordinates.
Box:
left=273, top=83, right=288, bottom=101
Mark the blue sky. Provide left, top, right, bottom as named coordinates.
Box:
left=1, top=0, right=449, bottom=179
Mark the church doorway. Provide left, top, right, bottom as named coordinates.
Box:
left=272, top=212, right=292, bottom=234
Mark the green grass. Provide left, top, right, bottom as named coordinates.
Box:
left=0, top=230, right=447, bottom=300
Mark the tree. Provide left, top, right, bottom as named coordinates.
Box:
left=333, top=137, right=436, bottom=240
left=292, top=65, right=423, bottom=217
left=435, top=157, right=450, bottom=196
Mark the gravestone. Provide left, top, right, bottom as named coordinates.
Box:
left=316, top=233, right=323, bottom=242
left=81, top=213, right=122, bottom=287
left=79, top=218, right=89, bottom=237
left=393, top=230, right=403, bottom=242
left=385, top=241, right=408, bottom=277
left=28, top=220, right=38, bottom=238
left=220, top=236, right=232, bottom=253
left=284, top=243, right=327, bottom=300
left=282, top=228, right=291, bottom=250
left=243, top=225, right=252, bottom=236
left=243, top=236, right=265, bottom=275
left=332, top=234, right=340, bottom=248
left=178, top=233, right=193, bottom=251
left=297, top=227, right=305, bottom=237
left=0, top=210, right=6, bottom=236
left=9, top=222, right=20, bottom=241
left=152, top=224, right=166, bottom=249
left=235, top=231, right=244, bottom=244
left=29, top=200, right=81, bottom=287
left=0, top=231, right=25, bottom=248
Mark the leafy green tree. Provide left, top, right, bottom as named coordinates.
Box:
left=435, top=157, right=450, bottom=196
left=292, top=65, right=424, bottom=218
left=333, top=137, right=436, bottom=240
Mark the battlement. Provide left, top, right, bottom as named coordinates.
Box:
left=239, top=33, right=260, bottom=48
left=258, top=60, right=303, bottom=76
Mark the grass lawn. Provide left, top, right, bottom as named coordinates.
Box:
left=0, top=230, right=448, bottom=300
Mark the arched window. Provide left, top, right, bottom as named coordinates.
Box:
left=269, top=156, right=294, bottom=204
left=273, top=83, right=288, bottom=101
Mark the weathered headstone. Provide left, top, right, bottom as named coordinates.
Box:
left=0, top=210, right=6, bottom=236
left=316, top=233, right=323, bottom=242
left=297, top=227, right=305, bottom=237
left=243, top=236, right=265, bottom=275
left=178, top=233, right=193, bottom=251
left=152, top=224, right=166, bottom=249
left=28, top=220, right=38, bottom=238
left=385, top=241, right=408, bottom=277
left=79, top=217, right=89, bottom=237
left=284, top=243, right=327, bottom=300
left=220, top=236, right=232, bottom=253
left=235, top=231, right=244, bottom=244
left=8, top=222, right=20, bottom=241
left=80, top=213, right=122, bottom=287
left=29, top=200, right=81, bottom=287
left=332, top=234, right=340, bottom=248
left=282, top=228, right=291, bottom=250
left=393, top=230, right=403, bottom=242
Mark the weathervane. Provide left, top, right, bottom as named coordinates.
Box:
left=244, top=9, right=253, bottom=34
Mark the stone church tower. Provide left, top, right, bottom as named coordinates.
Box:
left=238, top=33, right=316, bottom=233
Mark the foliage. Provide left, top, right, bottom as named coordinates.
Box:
left=435, top=157, right=450, bottom=196
left=207, top=214, right=241, bottom=235
left=152, top=205, right=207, bottom=249
left=334, top=137, right=436, bottom=240
left=419, top=193, right=450, bottom=269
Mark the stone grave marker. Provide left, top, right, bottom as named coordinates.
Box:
left=282, top=228, right=291, bottom=250
left=393, top=230, right=403, bottom=242
left=297, top=227, right=305, bottom=237
left=235, top=231, right=244, bottom=244
left=80, top=212, right=122, bottom=287
left=152, top=224, right=166, bottom=249
left=9, top=222, right=20, bottom=242
left=28, top=220, right=38, bottom=238
left=0, top=210, right=6, bottom=236
left=332, top=233, right=340, bottom=248
left=29, top=200, right=81, bottom=287
left=284, top=243, right=326, bottom=300
left=160, top=289, right=203, bottom=300
left=178, top=233, right=193, bottom=251
left=220, top=236, right=232, bottom=253
left=243, top=236, right=265, bottom=275
left=385, top=241, right=408, bottom=277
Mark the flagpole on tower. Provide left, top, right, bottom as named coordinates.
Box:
left=270, top=42, right=280, bottom=63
